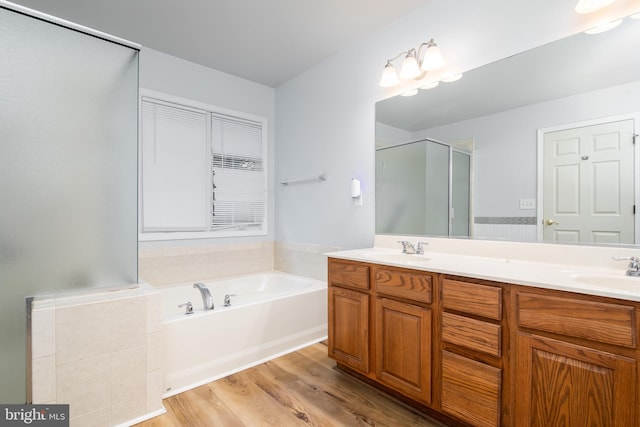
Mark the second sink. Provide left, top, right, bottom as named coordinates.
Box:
left=571, top=273, right=640, bottom=292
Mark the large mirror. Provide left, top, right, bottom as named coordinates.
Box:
left=375, top=15, right=640, bottom=245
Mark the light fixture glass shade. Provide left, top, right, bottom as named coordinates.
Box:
left=421, top=44, right=444, bottom=71
left=575, top=0, right=615, bottom=14
left=379, top=63, right=399, bottom=87
left=399, top=52, right=421, bottom=80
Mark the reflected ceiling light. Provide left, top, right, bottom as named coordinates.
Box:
left=442, top=73, right=463, bottom=82
left=575, top=0, right=615, bottom=14
left=400, top=88, right=419, bottom=97
left=585, top=18, right=623, bottom=34
left=379, top=38, right=444, bottom=88
left=420, top=81, right=440, bottom=90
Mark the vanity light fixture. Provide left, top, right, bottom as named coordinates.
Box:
left=379, top=38, right=444, bottom=87
left=575, top=0, right=615, bottom=14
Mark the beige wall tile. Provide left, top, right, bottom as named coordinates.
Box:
left=109, top=297, right=146, bottom=353
left=146, top=370, right=164, bottom=413
left=31, top=355, right=56, bottom=403
left=275, top=241, right=338, bottom=280
left=56, top=302, right=110, bottom=365
left=70, top=408, right=110, bottom=427
left=139, top=242, right=275, bottom=286
left=146, top=293, right=162, bottom=334
left=110, top=393, right=146, bottom=426
left=57, top=355, right=109, bottom=419
left=110, top=346, right=146, bottom=403
left=146, top=332, right=162, bottom=373
left=31, top=308, right=55, bottom=359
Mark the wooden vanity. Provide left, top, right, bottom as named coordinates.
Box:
left=328, top=257, right=639, bottom=427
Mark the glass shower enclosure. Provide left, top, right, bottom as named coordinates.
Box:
left=0, top=3, right=139, bottom=403
left=375, top=138, right=471, bottom=237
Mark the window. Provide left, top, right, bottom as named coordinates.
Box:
left=140, top=91, right=267, bottom=239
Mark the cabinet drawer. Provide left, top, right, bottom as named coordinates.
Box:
left=442, top=351, right=501, bottom=427
left=328, top=260, right=370, bottom=290
left=375, top=268, right=432, bottom=303
left=517, top=291, right=636, bottom=348
left=442, top=312, right=501, bottom=357
left=442, top=279, right=502, bottom=320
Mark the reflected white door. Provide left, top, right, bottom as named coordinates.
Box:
left=542, top=119, right=635, bottom=244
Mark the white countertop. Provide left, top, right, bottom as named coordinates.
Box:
left=326, top=241, right=640, bottom=302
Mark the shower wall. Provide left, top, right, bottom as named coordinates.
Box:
left=0, top=4, right=139, bottom=402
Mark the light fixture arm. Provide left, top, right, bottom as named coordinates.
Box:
left=384, top=50, right=410, bottom=66
left=379, top=38, right=444, bottom=88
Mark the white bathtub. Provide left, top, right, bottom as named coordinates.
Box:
left=160, top=271, right=327, bottom=396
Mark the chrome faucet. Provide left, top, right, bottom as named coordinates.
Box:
left=224, top=294, right=237, bottom=307
left=613, top=256, right=640, bottom=276
left=416, top=241, right=429, bottom=255
left=397, top=240, right=416, bottom=254
left=193, top=283, right=214, bottom=310
left=178, top=301, right=193, bottom=315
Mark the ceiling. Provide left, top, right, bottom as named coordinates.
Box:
left=7, top=0, right=429, bottom=88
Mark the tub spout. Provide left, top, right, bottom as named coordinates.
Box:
left=193, top=283, right=214, bottom=310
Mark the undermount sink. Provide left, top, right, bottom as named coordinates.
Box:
left=571, top=273, right=640, bottom=292
left=357, top=251, right=430, bottom=265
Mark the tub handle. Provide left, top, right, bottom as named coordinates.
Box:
left=178, top=301, right=193, bottom=315
left=224, top=294, right=237, bottom=307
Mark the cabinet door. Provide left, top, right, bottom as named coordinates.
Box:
left=515, top=333, right=637, bottom=427
left=375, top=297, right=432, bottom=404
left=328, top=286, right=369, bottom=373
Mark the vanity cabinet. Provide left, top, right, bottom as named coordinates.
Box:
left=327, top=257, right=640, bottom=427
left=513, top=288, right=638, bottom=427
left=440, top=277, right=506, bottom=427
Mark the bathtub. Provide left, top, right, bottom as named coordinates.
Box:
left=160, top=271, right=327, bottom=396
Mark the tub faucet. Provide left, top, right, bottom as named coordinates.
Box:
left=193, top=283, right=214, bottom=310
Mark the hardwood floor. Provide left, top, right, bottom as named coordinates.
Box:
left=136, top=342, right=445, bottom=426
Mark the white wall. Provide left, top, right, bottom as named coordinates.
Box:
left=274, top=0, right=638, bottom=250
left=138, top=48, right=276, bottom=248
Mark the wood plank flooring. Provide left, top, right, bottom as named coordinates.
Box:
left=136, top=342, right=446, bottom=426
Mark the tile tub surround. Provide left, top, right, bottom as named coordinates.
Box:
left=139, top=241, right=274, bottom=286
left=139, top=240, right=338, bottom=286
left=30, top=283, right=164, bottom=427
left=275, top=241, right=340, bottom=281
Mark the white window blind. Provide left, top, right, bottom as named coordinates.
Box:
left=141, top=99, right=208, bottom=231
left=140, top=92, right=267, bottom=239
left=211, top=113, right=266, bottom=231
